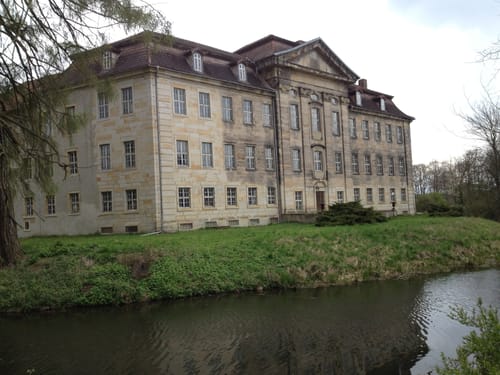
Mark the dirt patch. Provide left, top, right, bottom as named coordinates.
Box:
left=117, top=251, right=162, bottom=280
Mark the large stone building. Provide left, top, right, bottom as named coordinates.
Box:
left=15, top=32, right=415, bottom=237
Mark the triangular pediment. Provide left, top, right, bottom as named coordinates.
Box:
left=275, top=39, right=359, bottom=83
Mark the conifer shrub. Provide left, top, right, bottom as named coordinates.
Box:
left=315, top=201, right=388, bottom=226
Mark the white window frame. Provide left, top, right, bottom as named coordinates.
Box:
left=374, top=122, right=381, bottom=141
left=243, top=100, right=253, bottom=125
left=351, top=152, right=359, bottom=174
left=98, top=92, right=109, bottom=119
left=203, top=187, right=215, bottom=207
left=401, top=188, right=407, bottom=202
left=193, top=52, right=203, bottom=72
left=247, top=187, right=257, bottom=206
left=121, top=87, right=133, bottom=115
left=337, top=191, right=344, bottom=203
left=364, top=154, right=372, bottom=175
left=349, top=118, right=357, bottom=138
left=265, top=146, right=274, bottom=170
left=176, top=140, right=189, bottom=167
left=376, top=155, right=384, bottom=175
left=313, top=150, right=323, bottom=171
left=397, top=126, right=404, bottom=144
left=295, top=191, right=303, bottom=210
left=267, top=186, right=276, bottom=205
left=238, top=63, right=247, bottom=81
left=224, top=144, right=236, bottom=169
left=311, top=107, right=321, bottom=132
left=399, top=157, right=406, bottom=176
left=386, top=124, right=393, bottom=143
left=379, top=188, right=385, bottom=202
left=126, top=189, right=138, bottom=211
left=388, top=156, right=395, bottom=176
left=335, top=151, right=343, bottom=173
left=68, top=151, right=78, bottom=175
left=332, top=111, right=340, bottom=136
left=226, top=187, right=237, bottom=206
left=25, top=197, right=34, bottom=217
left=199, top=92, right=211, bottom=118
left=100, top=144, right=111, bottom=170
left=124, top=140, right=136, bottom=168
left=222, top=96, right=233, bottom=122
left=101, top=191, right=112, bottom=212
left=69, top=192, right=80, bottom=214
left=292, top=148, right=301, bottom=172
left=201, top=142, right=213, bottom=168
left=174, top=88, right=187, bottom=115
left=102, top=51, right=112, bottom=70
left=47, top=195, right=56, bottom=215
left=263, top=103, right=272, bottom=127
left=362, top=120, right=369, bottom=139
left=245, top=145, right=256, bottom=170
left=178, top=187, right=191, bottom=208
left=354, top=188, right=360, bottom=202
left=366, top=188, right=373, bottom=203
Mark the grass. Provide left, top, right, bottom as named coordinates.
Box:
left=1, top=216, right=499, bottom=312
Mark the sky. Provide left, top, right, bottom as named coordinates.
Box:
left=141, top=0, right=500, bottom=164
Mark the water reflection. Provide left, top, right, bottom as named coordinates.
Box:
left=0, top=270, right=498, bottom=375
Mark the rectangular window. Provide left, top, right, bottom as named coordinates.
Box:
left=176, top=140, right=189, bottom=167
left=364, top=154, right=372, bottom=175
left=199, top=92, right=211, bottom=118
left=126, top=189, right=138, bottom=210
left=351, top=152, right=359, bottom=174
left=332, top=111, right=340, bottom=136
left=311, top=107, right=321, bottom=132
left=226, top=187, right=237, bottom=206
left=47, top=195, right=56, bottom=215
left=102, top=51, right=112, bottom=70
left=222, top=96, right=233, bottom=122
left=243, top=100, right=253, bottom=124
left=376, top=155, right=384, bottom=175
left=203, top=187, right=215, bottom=207
left=122, top=87, right=133, bottom=115
left=388, top=156, right=395, bottom=176
left=397, top=126, right=404, bottom=144
left=292, top=148, right=301, bottom=171
left=366, top=188, right=373, bottom=203
left=349, top=118, right=357, bottom=138
left=290, top=104, right=299, bottom=130
left=263, top=103, right=272, bottom=127
left=362, top=120, right=369, bottom=139
left=401, top=188, right=407, bottom=202
left=267, top=186, right=276, bottom=205
left=68, top=151, right=78, bottom=175
left=354, top=188, right=360, bottom=202
left=245, top=145, right=256, bottom=170
left=379, top=188, right=385, bottom=202
left=295, top=191, right=303, bottom=210
left=101, top=191, right=112, bottom=212
left=265, top=146, right=274, bottom=170
left=399, top=157, right=406, bottom=176
left=25, top=197, right=34, bottom=216
left=248, top=187, right=257, bottom=205
left=224, top=144, right=235, bottom=169
left=335, top=152, right=343, bottom=173
left=124, top=140, right=136, bottom=168
left=337, top=191, right=344, bottom=203
left=386, top=124, right=393, bottom=143
left=201, top=142, right=213, bottom=168
left=100, top=144, right=111, bottom=170
left=174, top=88, right=187, bottom=115
left=69, top=192, right=80, bottom=214
left=313, top=150, right=323, bottom=171
left=178, top=187, right=191, bottom=208
left=374, top=122, right=381, bottom=141
left=390, top=188, right=396, bottom=202
left=98, top=92, right=109, bottom=119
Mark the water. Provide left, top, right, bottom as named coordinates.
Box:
left=0, top=269, right=498, bottom=374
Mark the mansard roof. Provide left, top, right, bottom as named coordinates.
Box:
left=64, top=32, right=271, bottom=91
left=349, top=80, right=414, bottom=121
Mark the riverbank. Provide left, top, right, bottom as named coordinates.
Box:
left=1, top=216, right=499, bottom=313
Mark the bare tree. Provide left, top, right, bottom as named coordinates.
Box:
left=458, top=92, right=500, bottom=219
left=0, top=0, right=170, bottom=266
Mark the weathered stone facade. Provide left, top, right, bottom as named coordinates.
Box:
left=15, top=33, right=414, bottom=237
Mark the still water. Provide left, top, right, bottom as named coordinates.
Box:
left=0, top=269, right=498, bottom=375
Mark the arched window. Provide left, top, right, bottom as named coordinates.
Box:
left=193, top=52, right=203, bottom=72
left=238, top=63, right=247, bottom=81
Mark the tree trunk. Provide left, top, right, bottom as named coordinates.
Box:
left=0, top=155, right=22, bottom=267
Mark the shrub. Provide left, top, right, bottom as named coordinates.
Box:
left=315, top=201, right=387, bottom=226
left=436, top=300, right=500, bottom=375
left=416, top=193, right=463, bottom=217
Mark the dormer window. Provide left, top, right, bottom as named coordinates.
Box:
left=193, top=52, right=203, bottom=73
left=102, top=51, right=112, bottom=70
left=238, top=63, right=247, bottom=81
left=380, top=98, right=386, bottom=111
left=355, top=91, right=362, bottom=106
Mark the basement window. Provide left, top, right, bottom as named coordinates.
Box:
left=179, top=222, right=193, bottom=230
left=228, top=219, right=239, bottom=227
left=125, top=225, right=138, bottom=233
left=100, top=227, right=113, bottom=234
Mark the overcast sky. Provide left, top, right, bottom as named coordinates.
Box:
left=146, top=0, right=500, bottom=164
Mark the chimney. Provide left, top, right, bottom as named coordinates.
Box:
left=358, top=79, right=367, bottom=89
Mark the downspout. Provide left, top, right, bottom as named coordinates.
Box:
left=272, top=86, right=283, bottom=222
left=155, top=66, right=164, bottom=231
left=340, top=98, right=348, bottom=197
left=403, top=121, right=412, bottom=213
left=298, top=87, right=307, bottom=211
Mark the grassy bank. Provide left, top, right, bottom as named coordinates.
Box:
left=1, top=216, right=499, bottom=313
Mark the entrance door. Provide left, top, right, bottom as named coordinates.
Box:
left=316, top=191, right=325, bottom=211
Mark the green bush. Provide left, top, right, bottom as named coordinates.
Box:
left=416, top=193, right=463, bottom=217
left=436, top=300, right=500, bottom=375
left=315, top=201, right=387, bottom=226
